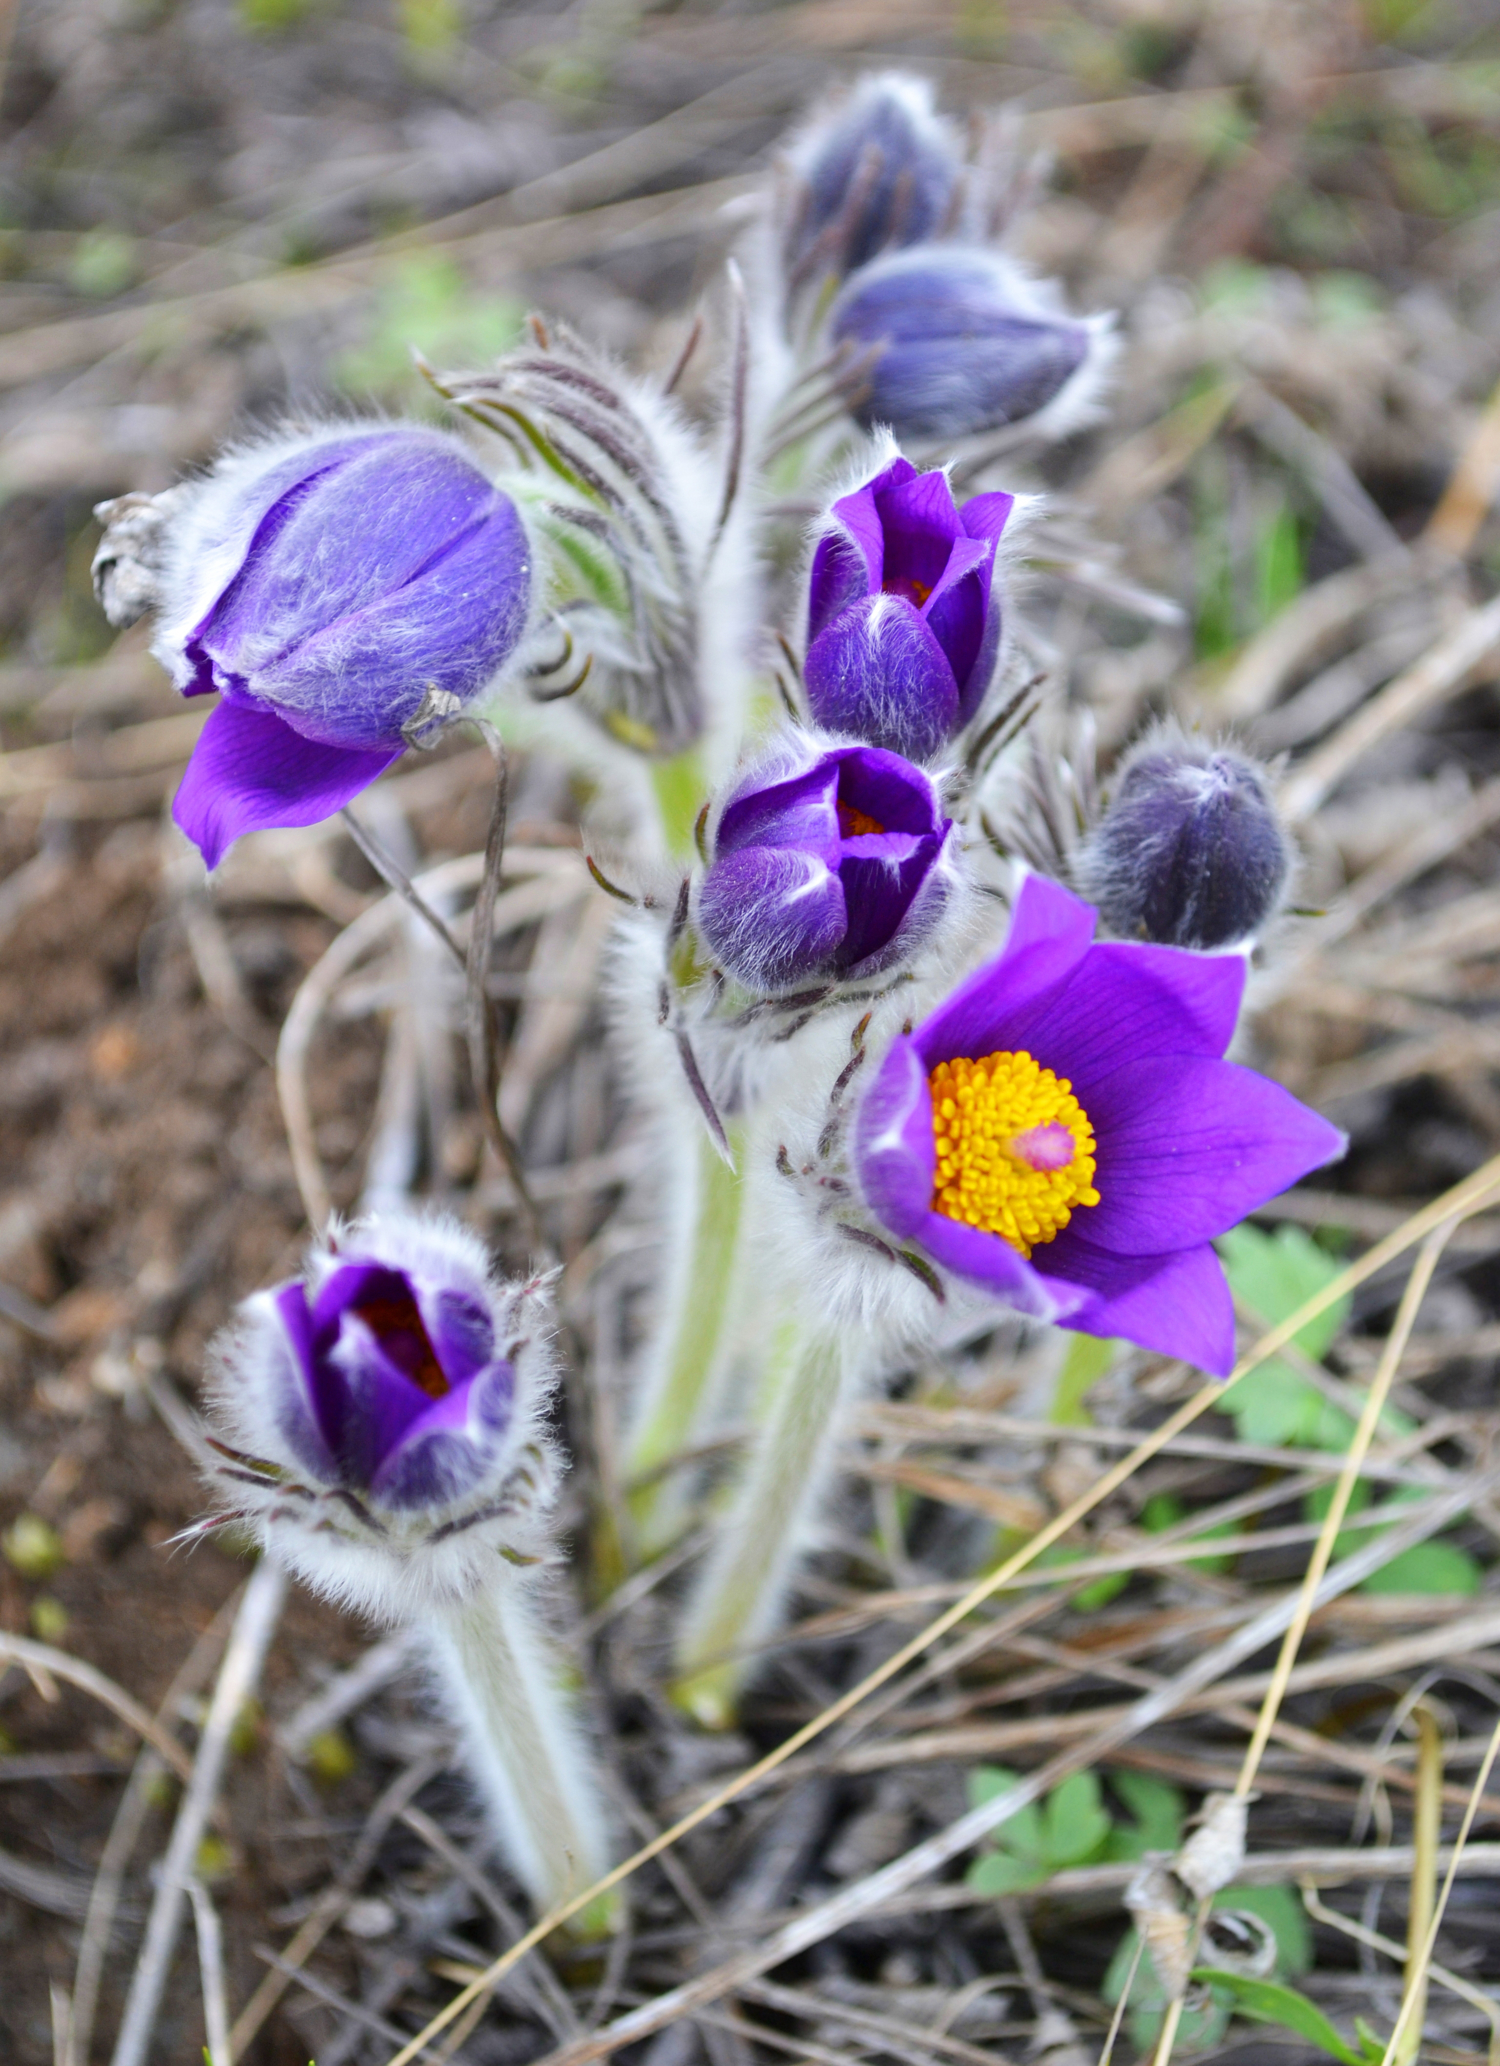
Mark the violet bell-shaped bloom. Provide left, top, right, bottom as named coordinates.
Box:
left=805, top=456, right=1013, bottom=762
left=830, top=247, right=1109, bottom=442
left=784, top=74, right=963, bottom=283
left=853, top=873, right=1345, bottom=1373
left=216, top=1213, right=543, bottom=1520
left=696, top=739, right=957, bottom=995
left=152, top=425, right=531, bottom=868
left=1075, top=736, right=1294, bottom=951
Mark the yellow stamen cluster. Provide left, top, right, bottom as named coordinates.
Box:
left=929, top=1049, right=1100, bottom=1256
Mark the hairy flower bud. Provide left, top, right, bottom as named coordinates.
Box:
left=696, top=739, right=956, bottom=994
left=829, top=247, right=1113, bottom=442
left=205, top=1211, right=559, bottom=1619
left=137, top=424, right=531, bottom=867
left=782, top=73, right=964, bottom=285
left=1074, top=736, right=1294, bottom=951
left=805, top=455, right=1013, bottom=761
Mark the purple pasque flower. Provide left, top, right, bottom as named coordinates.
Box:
left=152, top=424, right=531, bottom=869
left=852, top=873, right=1345, bottom=1373
left=1075, top=734, right=1293, bottom=952
left=805, top=455, right=1013, bottom=762
left=219, top=1213, right=541, bottom=1518
left=696, top=737, right=957, bottom=995
left=785, top=73, right=963, bottom=283
left=829, top=247, right=1109, bottom=443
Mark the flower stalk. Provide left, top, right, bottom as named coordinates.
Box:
left=672, top=1313, right=851, bottom=1728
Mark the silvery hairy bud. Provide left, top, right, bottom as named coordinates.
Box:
left=1074, top=733, right=1294, bottom=952
left=828, top=246, right=1115, bottom=443
left=781, top=73, right=965, bottom=288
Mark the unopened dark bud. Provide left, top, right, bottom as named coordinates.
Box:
left=1075, top=740, right=1293, bottom=952
left=784, top=74, right=963, bottom=284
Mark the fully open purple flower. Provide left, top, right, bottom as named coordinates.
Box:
left=154, top=425, right=531, bottom=868
left=697, top=739, right=956, bottom=994
left=805, top=456, right=1012, bottom=761
left=830, top=247, right=1107, bottom=442
left=785, top=74, right=963, bottom=283
left=853, top=873, right=1344, bottom=1372
left=236, top=1217, right=523, bottom=1514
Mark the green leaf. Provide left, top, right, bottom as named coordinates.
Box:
left=966, top=1767, right=1045, bottom=1864
left=1042, top=1770, right=1113, bottom=1866
left=1359, top=1539, right=1483, bottom=1596
left=1194, top=1971, right=1363, bottom=2066
left=1214, top=1883, right=1313, bottom=1977
left=1104, top=1769, right=1185, bottom=1859
left=965, top=1849, right=1046, bottom=1894
left=1218, top=1223, right=1349, bottom=1361
left=1072, top=1568, right=1131, bottom=1611
left=1051, top=1331, right=1117, bottom=1426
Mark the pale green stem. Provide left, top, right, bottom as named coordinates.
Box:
left=623, top=1122, right=748, bottom=1555
left=672, top=1317, right=849, bottom=1728
left=427, top=1576, right=617, bottom=1935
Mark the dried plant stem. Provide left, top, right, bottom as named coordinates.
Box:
left=69, top=1588, right=243, bottom=2066
left=1301, top=1883, right=1500, bottom=2054
left=380, top=1151, right=1500, bottom=2065
left=0, top=1632, right=194, bottom=1784
left=109, top=1557, right=288, bottom=2066
left=1394, top=1704, right=1443, bottom=2066
left=674, top=1319, right=848, bottom=1725
left=187, top=1878, right=232, bottom=2066
left=1380, top=1709, right=1500, bottom=2066
left=426, top=1574, right=617, bottom=1931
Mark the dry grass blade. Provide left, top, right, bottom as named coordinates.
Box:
left=108, top=1558, right=287, bottom=2066
left=0, top=1634, right=194, bottom=1786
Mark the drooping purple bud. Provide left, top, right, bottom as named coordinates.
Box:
left=1074, top=736, right=1294, bottom=951
left=124, top=424, right=532, bottom=868
left=829, top=247, right=1112, bottom=442
left=784, top=74, right=964, bottom=284
left=211, top=1212, right=550, bottom=1525
left=804, top=455, right=1013, bottom=761
left=696, top=738, right=957, bottom=994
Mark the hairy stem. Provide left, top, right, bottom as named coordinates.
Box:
left=427, top=1578, right=617, bottom=1934
left=672, top=1318, right=849, bottom=1727
left=623, top=1123, right=747, bottom=1556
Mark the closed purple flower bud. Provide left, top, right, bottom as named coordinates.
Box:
left=784, top=74, right=963, bottom=283
left=209, top=1212, right=556, bottom=1538
left=805, top=455, right=1013, bottom=761
left=144, top=425, right=531, bottom=868
left=1075, top=736, right=1294, bottom=952
left=696, top=739, right=957, bottom=994
left=829, top=247, right=1112, bottom=442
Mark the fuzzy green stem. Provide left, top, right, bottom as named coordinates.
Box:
left=623, top=1123, right=747, bottom=1555
left=672, top=1317, right=848, bottom=1727
left=427, top=1578, right=617, bottom=1935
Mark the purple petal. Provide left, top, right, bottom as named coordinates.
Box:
left=371, top=1359, right=516, bottom=1510
left=838, top=830, right=944, bottom=972
left=875, top=469, right=964, bottom=596
left=716, top=756, right=841, bottom=860
left=419, top=1287, right=496, bottom=1389
left=992, top=941, right=1247, bottom=1104
left=196, top=436, right=530, bottom=749
left=960, top=491, right=1016, bottom=555
left=825, top=457, right=917, bottom=584
left=913, top=873, right=1096, bottom=1069
left=697, top=846, right=847, bottom=990
left=1036, top=1239, right=1237, bottom=1376
left=915, top=1209, right=1068, bottom=1320
left=1061, top=1057, right=1346, bottom=1257
left=854, top=1035, right=936, bottom=1239
left=832, top=745, right=943, bottom=836
left=269, top=1282, right=342, bottom=1481
left=805, top=600, right=960, bottom=761
left=173, top=700, right=399, bottom=870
